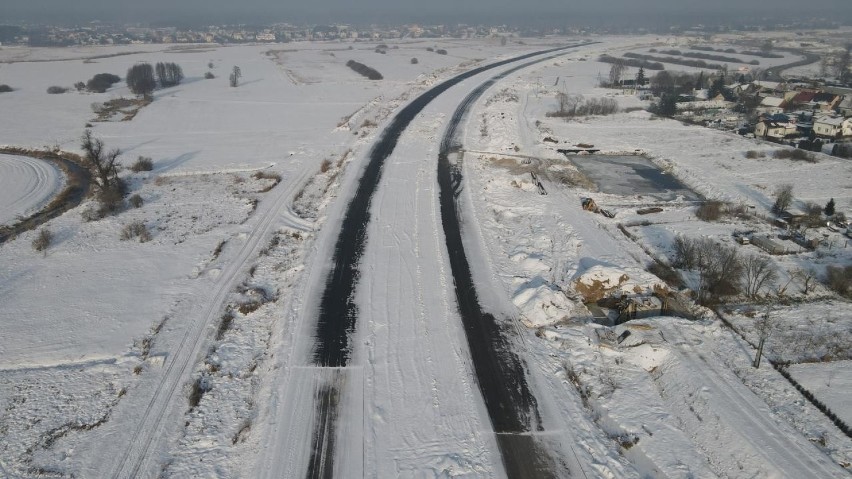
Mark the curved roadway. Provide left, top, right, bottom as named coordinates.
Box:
left=294, top=43, right=593, bottom=478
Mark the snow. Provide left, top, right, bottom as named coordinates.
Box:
left=0, top=154, right=64, bottom=226
left=0, top=32, right=850, bottom=478
left=789, top=361, right=852, bottom=425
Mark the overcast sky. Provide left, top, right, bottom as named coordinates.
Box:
left=5, top=0, right=852, bottom=25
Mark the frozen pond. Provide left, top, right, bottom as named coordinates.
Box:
left=0, top=154, right=64, bottom=226
left=568, top=155, right=699, bottom=201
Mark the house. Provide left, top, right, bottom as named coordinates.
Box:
left=813, top=116, right=845, bottom=138
left=812, top=92, right=843, bottom=112
left=758, top=95, right=785, bottom=115
left=755, top=119, right=797, bottom=140
left=837, top=96, right=852, bottom=117
left=843, top=118, right=852, bottom=137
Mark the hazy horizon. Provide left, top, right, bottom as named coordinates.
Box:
left=5, top=0, right=852, bottom=27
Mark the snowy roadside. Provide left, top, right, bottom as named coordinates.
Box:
left=461, top=43, right=852, bottom=477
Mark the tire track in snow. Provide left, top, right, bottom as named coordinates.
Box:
left=108, top=166, right=313, bottom=478
left=437, top=50, right=597, bottom=478
left=300, top=43, right=594, bottom=478
left=662, top=324, right=847, bottom=478
left=0, top=154, right=63, bottom=227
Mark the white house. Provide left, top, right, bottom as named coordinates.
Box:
left=814, top=116, right=845, bottom=138
left=843, top=118, right=852, bottom=137
left=758, top=96, right=785, bottom=115
left=755, top=120, right=797, bottom=140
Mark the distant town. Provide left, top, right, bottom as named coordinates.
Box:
left=0, top=17, right=848, bottom=47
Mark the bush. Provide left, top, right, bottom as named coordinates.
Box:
left=204, top=71, right=215, bottom=79
left=346, top=59, right=383, bottom=80
left=696, top=200, right=723, bottom=221
left=435, top=49, right=448, bottom=55
left=32, top=228, right=52, bottom=253
left=74, top=81, right=86, bottom=91
left=130, top=156, right=154, bottom=172
left=0, top=85, right=13, bottom=93
left=120, top=220, right=151, bottom=242
left=745, top=150, right=766, bottom=159
left=825, top=265, right=852, bottom=296
left=86, top=73, right=121, bottom=93
left=426, top=47, right=434, bottom=52
left=320, top=159, right=332, bottom=173
left=773, top=149, right=816, bottom=162
left=47, top=86, right=68, bottom=94
left=128, top=194, right=144, bottom=208
left=411, top=57, right=419, bottom=64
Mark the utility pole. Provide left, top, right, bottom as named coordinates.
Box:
left=753, top=306, right=772, bottom=368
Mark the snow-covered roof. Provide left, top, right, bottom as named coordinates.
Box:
left=814, top=116, right=845, bottom=126
left=760, top=96, right=785, bottom=107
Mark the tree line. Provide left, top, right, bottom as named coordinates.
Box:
left=126, top=62, right=184, bottom=97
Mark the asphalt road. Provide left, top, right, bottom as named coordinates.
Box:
left=306, top=43, right=591, bottom=478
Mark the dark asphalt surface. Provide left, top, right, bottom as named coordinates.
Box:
left=438, top=52, right=580, bottom=478
left=306, top=43, right=591, bottom=478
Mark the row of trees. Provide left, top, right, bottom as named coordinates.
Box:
left=126, top=62, right=184, bottom=97
left=552, top=93, right=618, bottom=117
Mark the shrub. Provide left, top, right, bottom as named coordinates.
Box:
left=130, top=156, right=154, bottom=172
left=86, top=73, right=121, bottom=93
left=696, top=200, right=723, bottom=221
left=120, top=220, right=151, bottom=242
left=745, top=150, right=765, bottom=159
left=346, top=60, right=383, bottom=80
left=320, top=159, right=332, bottom=173
left=47, top=86, right=68, bottom=94
left=204, top=71, right=215, bottom=79
left=411, top=57, right=419, bottom=64
left=74, top=81, right=86, bottom=91
left=774, top=149, right=816, bottom=162
left=0, top=85, right=13, bottom=93
left=32, top=228, right=52, bottom=253
left=426, top=47, right=434, bottom=52
left=647, top=261, right=682, bottom=287
left=435, top=49, right=448, bottom=55
left=82, top=206, right=106, bottom=222
left=128, top=194, right=144, bottom=208
left=825, top=265, right=852, bottom=296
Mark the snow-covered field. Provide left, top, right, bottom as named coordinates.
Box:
left=0, top=154, right=64, bottom=226
left=0, top=32, right=849, bottom=478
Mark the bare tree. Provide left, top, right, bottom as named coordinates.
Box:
left=772, top=183, right=793, bottom=214
left=742, top=254, right=778, bottom=298
left=556, top=92, right=582, bottom=115
left=608, top=60, right=626, bottom=87
left=834, top=43, right=851, bottom=83
left=792, top=268, right=818, bottom=295
left=155, top=62, right=184, bottom=88
left=650, top=71, right=675, bottom=96
left=81, top=129, right=121, bottom=191
left=126, top=63, right=156, bottom=98
left=229, top=66, right=242, bottom=87
left=671, top=236, right=744, bottom=304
